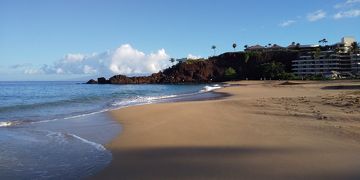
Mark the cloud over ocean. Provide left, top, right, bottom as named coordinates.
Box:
left=20, top=44, right=172, bottom=76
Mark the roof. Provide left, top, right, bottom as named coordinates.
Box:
left=299, top=44, right=320, bottom=48
left=268, top=44, right=284, bottom=49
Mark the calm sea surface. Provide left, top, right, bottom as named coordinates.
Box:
left=0, top=81, right=221, bottom=179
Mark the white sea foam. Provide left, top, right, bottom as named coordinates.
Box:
left=30, top=109, right=111, bottom=125
left=200, top=84, right=222, bottom=92
left=0, top=121, right=14, bottom=127
left=31, top=118, right=59, bottom=124
left=68, top=133, right=107, bottom=151
left=45, top=131, right=107, bottom=151
left=5, top=86, right=220, bottom=128
left=111, top=95, right=178, bottom=107
left=63, top=109, right=110, bottom=120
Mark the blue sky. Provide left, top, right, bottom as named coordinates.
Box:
left=0, top=0, right=359, bottom=80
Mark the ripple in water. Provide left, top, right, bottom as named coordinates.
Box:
left=0, top=128, right=111, bottom=179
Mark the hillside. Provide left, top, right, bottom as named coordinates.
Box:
left=87, top=50, right=299, bottom=84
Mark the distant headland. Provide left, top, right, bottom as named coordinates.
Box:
left=87, top=37, right=359, bottom=84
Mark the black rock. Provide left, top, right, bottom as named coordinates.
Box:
left=86, top=79, right=98, bottom=84
left=97, top=77, right=109, bottom=84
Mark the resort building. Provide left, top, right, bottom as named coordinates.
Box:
left=292, top=37, right=358, bottom=78
left=292, top=52, right=352, bottom=77
left=352, top=54, right=360, bottom=74
left=245, top=44, right=286, bottom=52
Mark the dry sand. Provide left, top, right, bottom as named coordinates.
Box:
left=92, top=80, right=360, bottom=180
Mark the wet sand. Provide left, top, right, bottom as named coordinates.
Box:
left=93, top=80, right=360, bottom=180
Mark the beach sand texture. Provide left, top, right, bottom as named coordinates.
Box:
left=93, top=81, right=360, bottom=180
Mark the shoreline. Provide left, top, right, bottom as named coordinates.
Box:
left=93, top=80, right=360, bottom=179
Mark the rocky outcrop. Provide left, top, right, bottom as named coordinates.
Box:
left=97, top=77, right=109, bottom=84
left=87, top=50, right=299, bottom=84
left=86, top=79, right=98, bottom=84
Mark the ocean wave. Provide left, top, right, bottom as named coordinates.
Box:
left=200, top=84, right=222, bottom=92
left=0, top=96, right=105, bottom=113
left=69, top=133, right=107, bottom=151
left=63, top=109, right=110, bottom=120
left=0, top=121, right=14, bottom=127
left=2, top=85, right=222, bottom=128
left=0, top=121, right=24, bottom=127
left=45, top=131, right=106, bottom=151
left=111, top=95, right=178, bottom=107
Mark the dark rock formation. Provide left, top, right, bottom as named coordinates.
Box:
left=87, top=50, right=300, bottom=84
left=97, top=77, right=109, bottom=84
left=86, top=79, right=98, bottom=84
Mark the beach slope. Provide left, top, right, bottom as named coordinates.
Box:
left=94, top=81, right=360, bottom=180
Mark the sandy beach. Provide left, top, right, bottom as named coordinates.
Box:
left=93, top=81, right=360, bottom=180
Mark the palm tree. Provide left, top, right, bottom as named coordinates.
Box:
left=232, top=43, right=237, bottom=52
left=318, top=38, right=328, bottom=46
left=211, top=45, right=217, bottom=56
left=323, top=39, right=328, bottom=45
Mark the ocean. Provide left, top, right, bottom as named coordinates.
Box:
left=0, top=81, right=222, bottom=179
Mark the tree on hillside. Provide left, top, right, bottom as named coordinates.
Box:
left=169, top=58, right=175, bottom=65
left=318, top=38, right=328, bottom=46
left=232, top=43, right=237, bottom=52
left=260, top=62, right=286, bottom=80
left=211, top=45, right=217, bottom=56
left=224, top=67, right=237, bottom=79
left=244, top=45, right=248, bottom=49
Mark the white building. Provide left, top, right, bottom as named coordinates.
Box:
left=342, top=36, right=356, bottom=47
left=292, top=37, right=357, bottom=77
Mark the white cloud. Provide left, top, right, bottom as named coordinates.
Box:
left=23, top=44, right=171, bottom=76
left=187, top=54, right=202, bottom=60
left=279, top=20, right=296, bottom=27
left=109, top=45, right=169, bottom=74
left=307, top=10, right=327, bottom=21
left=10, top=63, right=32, bottom=69
left=24, top=68, right=42, bottom=75
left=335, top=0, right=360, bottom=9
left=334, top=9, right=360, bottom=19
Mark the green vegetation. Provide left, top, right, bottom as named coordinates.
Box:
left=185, top=59, right=205, bottom=65
left=302, top=74, right=330, bottom=81
left=260, top=61, right=289, bottom=80
left=224, top=67, right=237, bottom=79
left=318, top=38, right=328, bottom=46
left=169, top=58, right=175, bottom=65
left=314, top=48, right=321, bottom=59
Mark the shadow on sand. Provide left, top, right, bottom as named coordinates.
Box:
left=95, top=146, right=360, bottom=180
left=322, top=85, right=360, bottom=90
